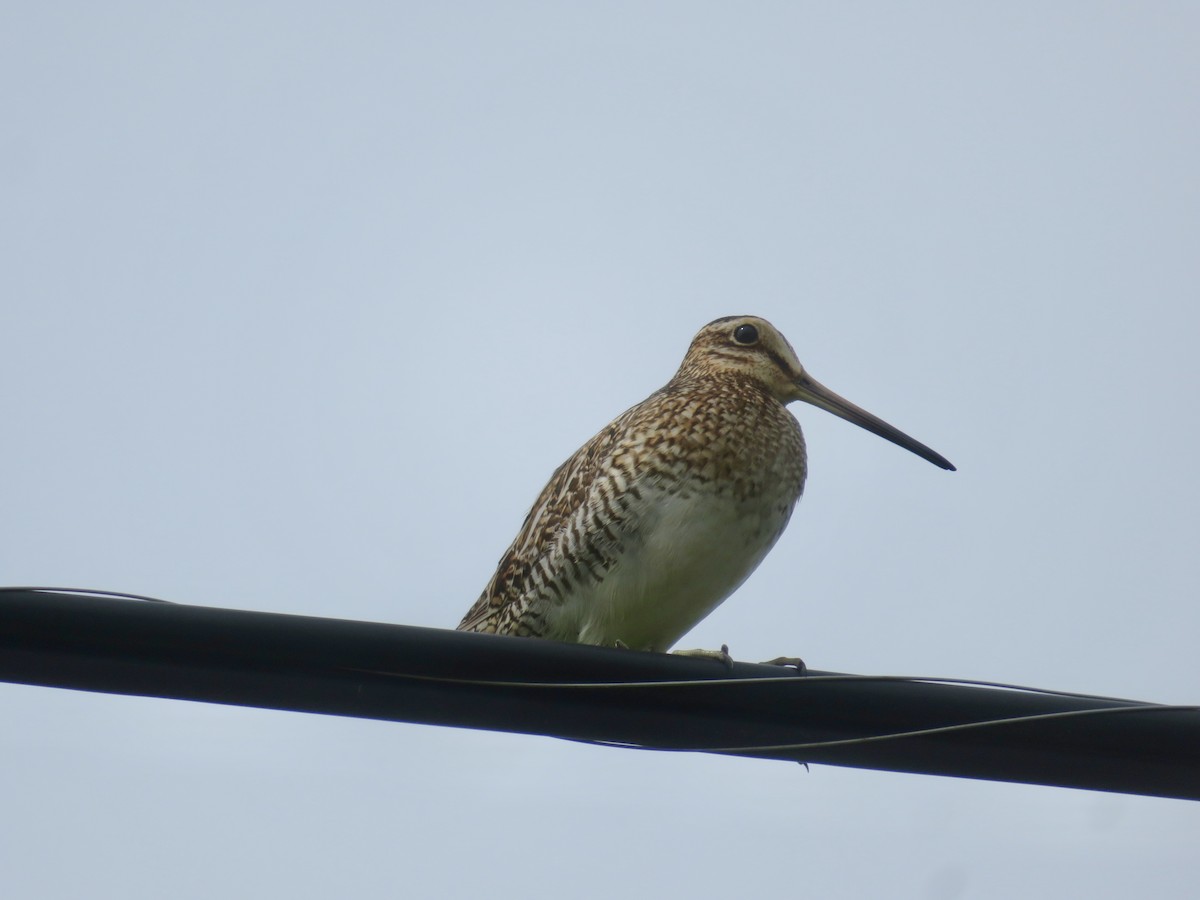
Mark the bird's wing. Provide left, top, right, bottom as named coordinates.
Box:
left=457, top=412, right=642, bottom=635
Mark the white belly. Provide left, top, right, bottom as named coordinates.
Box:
left=556, top=487, right=793, bottom=651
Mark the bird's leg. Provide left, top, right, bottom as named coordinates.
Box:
left=759, top=656, right=807, bottom=673
left=672, top=643, right=734, bottom=668
left=613, top=638, right=736, bottom=670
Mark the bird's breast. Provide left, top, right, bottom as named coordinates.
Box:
left=565, top=436, right=805, bottom=651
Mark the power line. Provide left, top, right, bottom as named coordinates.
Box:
left=1, top=588, right=1196, bottom=801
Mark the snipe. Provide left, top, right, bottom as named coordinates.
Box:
left=458, top=316, right=953, bottom=652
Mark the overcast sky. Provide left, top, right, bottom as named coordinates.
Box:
left=3, top=4, right=1198, bottom=898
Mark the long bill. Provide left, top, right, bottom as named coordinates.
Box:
left=794, top=373, right=956, bottom=471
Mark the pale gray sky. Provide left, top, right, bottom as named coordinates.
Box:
left=3, top=4, right=1199, bottom=898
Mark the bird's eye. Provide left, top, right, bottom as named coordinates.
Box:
left=733, top=324, right=759, bottom=345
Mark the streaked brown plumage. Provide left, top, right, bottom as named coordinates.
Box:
left=458, top=315, right=953, bottom=651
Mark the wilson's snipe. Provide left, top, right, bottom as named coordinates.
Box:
left=458, top=316, right=953, bottom=652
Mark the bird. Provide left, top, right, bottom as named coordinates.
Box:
left=457, top=315, right=954, bottom=654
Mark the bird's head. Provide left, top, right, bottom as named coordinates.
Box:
left=677, top=315, right=955, bottom=471
left=677, top=315, right=809, bottom=402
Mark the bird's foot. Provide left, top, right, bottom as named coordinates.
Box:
left=760, top=655, right=807, bottom=674
left=673, top=643, right=734, bottom=668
